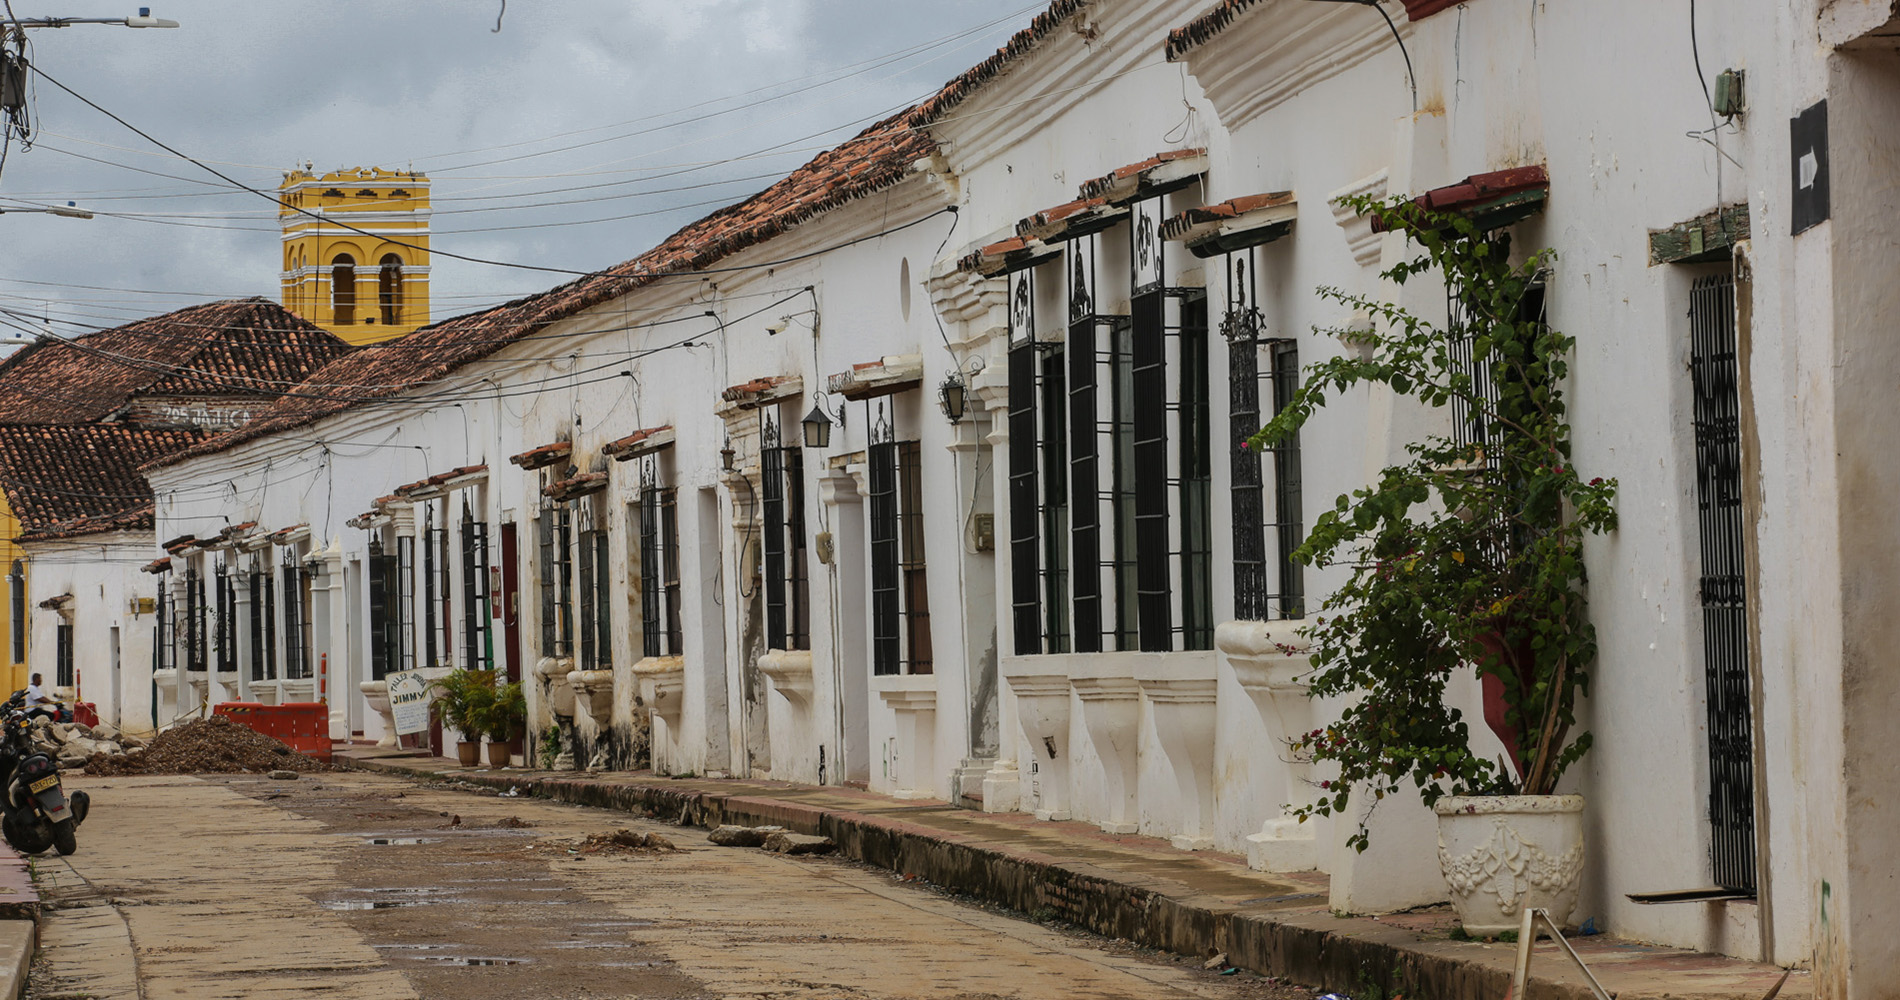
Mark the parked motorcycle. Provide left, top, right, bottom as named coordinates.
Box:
left=0, top=692, right=86, bottom=856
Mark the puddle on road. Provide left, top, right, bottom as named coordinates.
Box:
left=362, top=836, right=439, bottom=846
left=599, top=960, right=673, bottom=969
left=573, top=920, right=656, bottom=929
left=324, top=899, right=431, bottom=911
left=413, top=956, right=533, bottom=967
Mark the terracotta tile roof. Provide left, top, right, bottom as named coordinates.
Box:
left=509, top=441, right=571, bottom=471
left=1076, top=149, right=1207, bottom=203
left=602, top=426, right=674, bottom=460
left=1370, top=165, right=1550, bottom=233
left=149, top=3, right=1094, bottom=469
left=958, top=235, right=1059, bottom=276
left=1015, top=196, right=1125, bottom=242
left=37, top=593, right=71, bottom=610
left=0, top=298, right=351, bottom=426
left=142, top=557, right=173, bottom=575
left=544, top=471, right=609, bottom=502
left=393, top=464, right=489, bottom=498
left=0, top=425, right=206, bottom=542
left=1160, top=191, right=1297, bottom=240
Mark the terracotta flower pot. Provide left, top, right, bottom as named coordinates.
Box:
left=485, top=741, right=511, bottom=767
left=456, top=741, right=481, bottom=767
left=1435, top=794, right=1585, bottom=935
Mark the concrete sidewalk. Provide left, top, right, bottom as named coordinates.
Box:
left=338, top=747, right=1806, bottom=1000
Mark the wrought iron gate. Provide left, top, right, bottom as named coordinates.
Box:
left=1689, top=272, right=1757, bottom=894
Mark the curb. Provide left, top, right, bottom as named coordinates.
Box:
left=339, top=756, right=1622, bottom=1000
left=0, top=847, right=36, bottom=1000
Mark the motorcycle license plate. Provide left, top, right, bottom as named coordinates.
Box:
left=27, top=776, right=56, bottom=793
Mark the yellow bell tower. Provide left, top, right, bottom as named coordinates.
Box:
left=279, top=166, right=431, bottom=345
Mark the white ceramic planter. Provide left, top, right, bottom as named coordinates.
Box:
left=1434, top=794, right=1586, bottom=935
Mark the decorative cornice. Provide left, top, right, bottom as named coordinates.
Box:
left=1329, top=169, right=1390, bottom=268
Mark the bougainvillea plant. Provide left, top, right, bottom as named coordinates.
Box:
left=1249, top=195, right=1618, bottom=851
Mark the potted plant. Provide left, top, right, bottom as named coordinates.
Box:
left=1251, top=195, right=1617, bottom=935
left=480, top=680, right=526, bottom=767
left=429, top=669, right=496, bottom=768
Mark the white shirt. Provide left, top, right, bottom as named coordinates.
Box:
left=24, top=684, right=49, bottom=705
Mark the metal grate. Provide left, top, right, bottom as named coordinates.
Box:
left=1007, top=340, right=1042, bottom=655
left=8, top=561, right=23, bottom=664
left=1038, top=345, right=1072, bottom=653
left=396, top=536, right=415, bottom=674
left=1226, top=254, right=1306, bottom=622
left=869, top=411, right=932, bottom=676
left=55, top=623, right=72, bottom=688
left=249, top=567, right=276, bottom=682
left=1131, top=290, right=1171, bottom=649
left=761, top=417, right=811, bottom=652
left=578, top=526, right=600, bottom=670
left=368, top=543, right=392, bottom=680
left=187, top=568, right=207, bottom=673
left=1689, top=271, right=1757, bottom=895
left=423, top=524, right=451, bottom=669
left=282, top=551, right=311, bottom=681
left=640, top=466, right=682, bottom=660
left=1177, top=294, right=1214, bottom=650
left=462, top=510, right=492, bottom=670
left=1067, top=304, right=1104, bottom=651
left=215, top=562, right=236, bottom=674
left=537, top=505, right=573, bottom=658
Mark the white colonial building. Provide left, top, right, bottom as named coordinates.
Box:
left=116, top=1, right=1900, bottom=995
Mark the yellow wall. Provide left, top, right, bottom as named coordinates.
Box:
left=279, top=166, right=431, bottom=346
left=0, top=500, right=26, bottom=696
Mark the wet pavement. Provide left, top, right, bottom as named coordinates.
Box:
left=25, top=770, right=1313, bottom=999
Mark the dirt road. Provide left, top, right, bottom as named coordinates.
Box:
left=26, top=770, right=1310, bottom=999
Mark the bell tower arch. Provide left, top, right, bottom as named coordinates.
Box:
left=279, top=166, right=431, bottom=345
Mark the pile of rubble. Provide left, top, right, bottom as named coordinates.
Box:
left=28, top=718, right=143, bottom=770
left=84, top=716, right=326, bottom=776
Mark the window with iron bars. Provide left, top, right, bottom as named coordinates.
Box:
left=1446, top=272, right=1548, bottom=570
left=55, top=622, right=72, bottom=688
left=760, top=414, right=811, bottom=652
left=639, top=462, right=683, bottom=660
left=1688, top=270, right=1757, bottom=895
left=397, top=536, right=415, bottom=674
left=248, top=563, right=276, bottom=682
left=537, top=504, right=573, bottom=658
left=281, top=550, right=312, bottom=681
left=1010, top=258, right=1071, bottom=657
left=1226, top=254, right=1306, bottom=622
left=8, top=560, right=23, bottom=665
left=423, top=519, right=451, bottom=669
left=1063, top=235, right=1139, bottom=652
left=367, top=540, right=403, bottom=680
left=870, top=407, right=932, bottom=675
left=215, top=561, right=237, bottom=674
left=461, top=507, right=492, bottom=670
left=154, top=586, right=173, bottom=675
left=577, top=515, right=612, bottom=672
left=187, top=568, right=208, bottom=673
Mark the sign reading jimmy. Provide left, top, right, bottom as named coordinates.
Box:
left=385, top=670, right=432, bottom=737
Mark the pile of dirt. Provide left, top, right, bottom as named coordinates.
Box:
left=84, top=717, right=327, bottom=776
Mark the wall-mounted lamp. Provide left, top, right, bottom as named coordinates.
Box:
left=719, top=437, right=736, bottom=472
left=939, top=372, right=968, bottom=425
left=802, top=393, right=847, bottom=449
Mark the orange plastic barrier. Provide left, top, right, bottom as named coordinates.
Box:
left=73, top=702, right=99, bottom=728
left=212, top=701, right=332, bottom=762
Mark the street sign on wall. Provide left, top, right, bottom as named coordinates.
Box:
left=385, top=670, right=432, bottom=736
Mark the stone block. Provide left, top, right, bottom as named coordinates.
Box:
left=707, top=824, right=783, bottom=847
left=762, top=831, right=836, bottom=855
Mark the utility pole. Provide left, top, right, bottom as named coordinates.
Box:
left=2, top=8, right=180, bottom=179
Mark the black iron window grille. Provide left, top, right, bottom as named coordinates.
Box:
left=869, top=405, right=933, bottom=675
left=577, top=517, right=612, bottom=672
left=1689, top=271, right=1757, bottom=895
left=188, top=568, right=207, bottom=673
left=248, top=564, right=276, bottom=682
left=215, top=562, right=237, bottom=674
left=396, top=535, right=416, bottom=674
left=1006, top=258, right=1078, bottom=655
left=1446, top=273, right=1548, bottom=567
left=282, top=549, right=311, bottom=681
left=8, top=560, right=23, bottom=664
left=155, top=587, right=173, bottom=675
left=370, top=543, right=404, bottom=684
left=54, top=622, right=72, bottom=688
left=423, top=520, right=451, bottom=669
left=639, top=462, right=683, bottom=660
left=461, top=505, right=492, bottom=671
left=1226, top=255, right=1306, bottom=622
left=1131, top=288, right=1172, bottom=650
left=537, top=504, right=574, bottom=658
left=760, top=415, right=811, bottom=652
left=1177, top=293, right=1214, bottom=650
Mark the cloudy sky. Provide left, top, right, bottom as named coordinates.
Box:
left=0, top=1, right=1038, bottom=338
